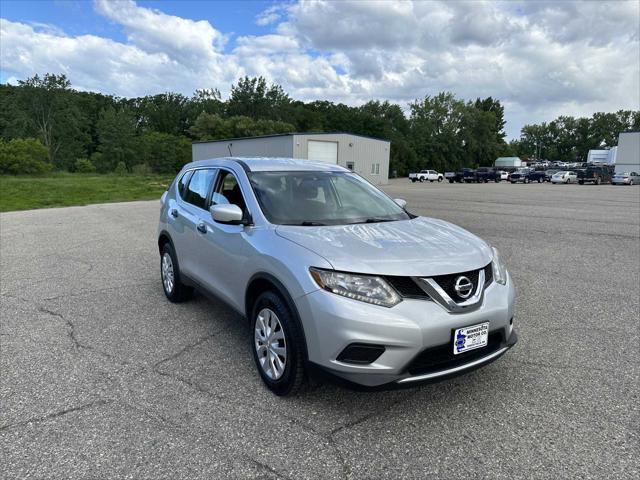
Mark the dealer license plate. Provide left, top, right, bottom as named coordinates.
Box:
left=453, top=322, right=489, bottom=355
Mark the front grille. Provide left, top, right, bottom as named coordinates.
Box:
left=484, top=263, right=493, bottom=287
left=405, top=329, right=505, bottom=376
left=386, top=276, right=429, bottom=299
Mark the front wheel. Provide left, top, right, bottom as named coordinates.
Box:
left=160, top=243, right=193, bottom=302
left=438, top=177, right=443, bottom=182
left=251, top=291, right=305, bottom=396
left=419, top=177, right=425, bottom=183
left=411, top=178, right=417, bottom=183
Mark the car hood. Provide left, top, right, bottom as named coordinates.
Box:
left=275, top=217, right=492, bottom=277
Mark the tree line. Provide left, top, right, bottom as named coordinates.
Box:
left=1, top=73, right=637, bottom=176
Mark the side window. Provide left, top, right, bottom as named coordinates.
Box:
left=177, top=171, right=193, bottom=200
left=184, top=169, right=216, bottom=209
left=212, top=170, right=248, bottom=214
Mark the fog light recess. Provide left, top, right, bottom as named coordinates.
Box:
left=336, top=344, right=385, bottom=364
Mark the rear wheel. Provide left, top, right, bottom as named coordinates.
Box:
left=160, top=243, right=193, bottom=302
left=419, top=177, right=425, bottom=183
left=595, top=177, right=600, bottom=185
left=251, top=291, right=305, bottom=396
left=438, top=177, right=443, bottom=182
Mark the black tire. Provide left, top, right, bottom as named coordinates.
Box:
left=419, top=177, right=425, bottom=183
left=251, top=291, right=305, bottom=396
left=411, top=178, right=417, bottom=183
left=449, top=179, right=454, bottom=183
left=595, top=177, right=600, bottom=185
left=579, top=180, right=584, bottom=185
left=538, top=178, right=543, bottom=183
left=160, top=243, right=193, bottom=303
left=438, top=177, right=443, bottom=182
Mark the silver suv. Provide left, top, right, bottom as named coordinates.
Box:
left=158, top=158, right=517, bottom=395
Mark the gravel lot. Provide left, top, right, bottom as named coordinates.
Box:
left=1, top=180, right=639, bottom=479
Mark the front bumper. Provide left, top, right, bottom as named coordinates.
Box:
left=295, top=273, right=517, bottom=388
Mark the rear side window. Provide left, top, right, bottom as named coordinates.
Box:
left=184, top=169, right=216, bottom=209
left=177, top=171, right=192, bottom=200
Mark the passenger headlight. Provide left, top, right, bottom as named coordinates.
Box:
left=309, top=268, right=402, bottom=307
left=491, top=247, right=508, bottom=285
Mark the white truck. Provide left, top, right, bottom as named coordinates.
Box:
left=409, top=169, right=444, bottom=183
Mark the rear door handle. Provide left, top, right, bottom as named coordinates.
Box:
left=170, top=209, right=178, bottom=218
left=196, top=223, right=207, bottom=234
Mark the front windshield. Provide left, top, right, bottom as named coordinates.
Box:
left=249, top=171, right=410, bottom=226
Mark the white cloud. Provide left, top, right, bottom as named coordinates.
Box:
left=0, top=0, right=638, bottom=137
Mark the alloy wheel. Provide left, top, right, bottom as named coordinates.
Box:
left=254, top=308, right=287, bottom=380
left=161, top=252, right=174, bottom=294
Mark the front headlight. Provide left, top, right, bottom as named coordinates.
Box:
left=309, top=268, right=402, bottom=307
left=491, top=247, right=508, bottom=285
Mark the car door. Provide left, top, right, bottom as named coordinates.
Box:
left=191, top=167, right=255, bottom=312
left=168, top=170, right=194, bottom=268
left=176, top=168, right=218, bottom=279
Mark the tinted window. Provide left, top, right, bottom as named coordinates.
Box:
left=212, top=170, right=248, bottom=214
left=184, top=169, right=216, bottom=209
left=178, top=171, right=193, bottom=200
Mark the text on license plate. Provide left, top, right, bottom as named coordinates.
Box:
left=453, top=322, right=489, bottom=355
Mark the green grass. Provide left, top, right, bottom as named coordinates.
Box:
left=0, top=173, right=174, bottom=212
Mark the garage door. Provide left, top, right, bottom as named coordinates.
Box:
left=307, top=140, right=338, bottom=164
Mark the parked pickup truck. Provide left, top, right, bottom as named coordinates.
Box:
left=462, top=169, right=477, bottom=183
left=445, top=171, right=462, bottom=183
left=409, top=170, right=443, bottom=183
left=475, top=167, right=501, bottom=183
left=509, top=168, right=546, bottom=183
left=577, top=165, right=613, bottom=185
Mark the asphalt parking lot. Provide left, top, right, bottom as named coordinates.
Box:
left=1, top=180, right=639, bottom=479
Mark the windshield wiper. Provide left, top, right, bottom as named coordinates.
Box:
left=351, top=218, right=396, bottom=224
left=283, top=221, right=327, bottom=226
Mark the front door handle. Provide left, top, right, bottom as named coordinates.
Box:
left=170, top=209, right=178, bottom=218
left=196, top=223, right=207, bottom=234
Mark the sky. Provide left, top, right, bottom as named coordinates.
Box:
left=1, top=0, right=639, bottom=139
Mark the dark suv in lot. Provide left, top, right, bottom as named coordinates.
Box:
left=475, top=167, right=500, bottom=183
left=509, top=168, right=545, bottom=184
left=577, top=165, right=614, bottom=185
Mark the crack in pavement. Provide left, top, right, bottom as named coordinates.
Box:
left=0, top=399, right=111, bottom=431
left=152, top=334, right=224, bottom=398
left=37, top=306, right=126, bottom=366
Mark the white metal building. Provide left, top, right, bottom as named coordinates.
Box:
left=587, top=149, right=617, bottom=165
left=614, top=132, right=640, bottom=174
left=494, top=157, right=522, bottom=169
left=192, top=132, right=391, bottom=185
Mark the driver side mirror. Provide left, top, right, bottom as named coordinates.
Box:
left=394, top=198, right=407, bottom=209
left=210, top=204, right=244, bottom=225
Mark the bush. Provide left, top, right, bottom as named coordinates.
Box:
left=137, top=132, right=191, bottom=173
left=74, top=158, right=96, bottom=173
left=131, top=163, right=152, bottom=175
left=90, top=152, right=111, bottom=174
left=114, top=161, right=128, bottom=175
left=0, top=138, right=52, bottom=175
